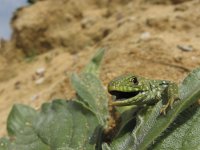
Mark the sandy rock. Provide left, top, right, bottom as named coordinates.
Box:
left=36, top=67, right=46, bottom=77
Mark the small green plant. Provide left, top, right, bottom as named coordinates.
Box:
left=1, top=49, right=200, bottom=150
left=24, top=49, right=37, bottom=63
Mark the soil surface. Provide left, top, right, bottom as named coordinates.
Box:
left=0, top=0, right=200, bottom=136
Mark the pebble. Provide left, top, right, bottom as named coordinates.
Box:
left=35, top=78, right=45, bottom=85
left=36, top=67, right=46, bottom=76
left=81, top=17, right=95, bottom=29
left=14, top=81, right=21, bottom=89
left=31, top=94, right=40, bottom=101
left=140, top=32, right=151, bottom=40
left=177, top=45, right=193, bottom=52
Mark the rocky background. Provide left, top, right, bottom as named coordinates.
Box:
left=0, top=0, right=200, bottom=136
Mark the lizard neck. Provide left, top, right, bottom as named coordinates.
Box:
left=149, top=80, right=168, bottom=93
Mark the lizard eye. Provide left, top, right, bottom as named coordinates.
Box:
left=130, top=77, right=138, bottom=85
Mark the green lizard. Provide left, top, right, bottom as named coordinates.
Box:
left=108, top=74, right=179, bottom=114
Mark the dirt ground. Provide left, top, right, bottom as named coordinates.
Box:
left=0, top=0, right=200, bottom=137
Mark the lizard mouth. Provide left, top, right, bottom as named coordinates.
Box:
left=109, top=91, right=140, bottom=101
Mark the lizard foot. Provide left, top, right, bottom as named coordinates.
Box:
left=160, top=97, right=177, bottom=115
left=160, top=104, right=169, bottom=115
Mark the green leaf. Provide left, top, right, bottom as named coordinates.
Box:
left=136, top=67, right=200, bottom=150
left=71, top=49, right=108, bottom=148
left=0, top=138, right=10, bottom=150
left=113, top=107, right=138, bottom=139
left=105, top=133, right=134, bottom=150
left=107, top=103, right=162, bottom=150
left=6, top=104, right=49, bottom=150
left=107, top=67, right=200, bottom=150
left=102, top=143, right=112, bottom=150
left=34, top=99, right=98, bottom=150
left=7, top=104, right=37, bottom=136
left=9, top=128, right=50, bottom=150
left=71, top=48, right=108, bottom=125
left=0, top=48, right=107, bottom=150
left=89, top=125, right=105, bottom=148
left=4, top=100, right=99, bottom=150
left=179, top=67, right=200, bottom=111
left=151, top=105, right=200, bottom=150
left=71, top=73, right=109, bottom=125
left=83, top=48, right=105, bottom=76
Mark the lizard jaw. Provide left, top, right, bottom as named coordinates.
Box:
left=109, top=90, right=140, bottom=101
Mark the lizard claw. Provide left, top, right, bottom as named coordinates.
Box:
left=160, top=106, right=167, bottom=115
left=160, top=102, right=170, bottom=115
left=160, top=96, right=177, bottom=115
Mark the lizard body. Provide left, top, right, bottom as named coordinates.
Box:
left=108, top=74, right=179, bottom=114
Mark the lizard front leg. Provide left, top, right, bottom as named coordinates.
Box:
left=160, top=83, right=179, bottom=115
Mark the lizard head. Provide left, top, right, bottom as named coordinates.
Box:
left=108, top=74, right=150, bottom=104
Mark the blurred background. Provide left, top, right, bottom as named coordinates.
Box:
left=0, top=0, right=27, bottom=39
left=0, top=0, right=200, bottom=137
